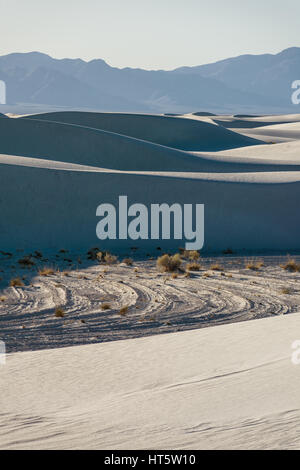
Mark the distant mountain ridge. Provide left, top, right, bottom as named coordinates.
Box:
left=0, top=48, right=299, bottom=114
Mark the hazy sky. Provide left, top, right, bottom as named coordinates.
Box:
left=1, top=0, right=299, bottom=69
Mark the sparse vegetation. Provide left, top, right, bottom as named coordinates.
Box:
left=101, top=303, right=111, bottom=310
left=10, top=277, right=24, bottom=287
left=280, top=258, right=300, bottom=273
left=210, top=263, right=224, bottom=272
left=180, top=249, right=200, bottom=260
left=186, top=262, right=201, bottom=271
left=122, top=258, right=133, bottom=266
left=119, top=306, right=129, bottom=316
left=39, top=267, right=55, bottom=276
left=87, top=247, right=100, bottom=260
left=157, top=254, right=182, bottom=272
left=104, top=253, right=118, bottom=264
left=55, top=308, right=65, bottom=318
left=96, top=251, right=118, bottom=264
left=0, top=296, right=6, bottom=302
left=280, top=287, right=292, bottom=295
left=245, top=260, right=264, bottom=271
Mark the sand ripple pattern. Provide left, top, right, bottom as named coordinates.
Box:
left=1, top=256, right=300, bottom=352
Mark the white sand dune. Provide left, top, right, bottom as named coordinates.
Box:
left=217, top=140, right=300, bottom=162
left=22, top=111, right=262, bottom=151
left=0, top=156, right=300, bottom=252
left=1, top=313, right=299, bottom=450
left=0, top=116, right=265, bottom=172
left=1, top=111, right=300, bottom=450
left=0, top=112, right=300, bottom=252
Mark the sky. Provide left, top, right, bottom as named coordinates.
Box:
left=0, top=0, right=299, bottom=70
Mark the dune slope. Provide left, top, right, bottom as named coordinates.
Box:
left=23, top=111, right=262, bottom=151
left=0, top=313, right=299, bottom=449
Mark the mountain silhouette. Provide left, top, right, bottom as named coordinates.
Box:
left=0, top=49, right=299, bottom=113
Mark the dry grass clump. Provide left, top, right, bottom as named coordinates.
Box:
left=157, top=254, right=182, bottom=272
left=171, top=273, right=178, bottom=279
left=87, top=247, right=100, bottom=260
left=10, top=277, right=24, bottom=287
left=280, top=258, right=300, bottom=273
left=0, top=296, right=6, bottom=302
left=180, top=249, right=200, bottom=260
left=122, top=258, right=133, bottom=266
left=96, top=251, right=118, bottom=264
left=186, top=262, right=201, bottom=271
left=101, top=303, right=111, bottom=311
left=280, top=287, right=292, bottom=295
left=39, top=267, right=55, bottom=276
left=245, top=260, right=264, bottom=271
left=210, top=263, right=224, bottom=272
left=55, top=308, right=65, bottom=318
left=119, top=306, right=129, bottom=316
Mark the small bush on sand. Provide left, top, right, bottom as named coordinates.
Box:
left=245, top=260, right=264, bottom=271
left=119, top=306, right=129, bottom=316
left=210, top=264, right=224, bottom=272
left=104, top=253, right=118, bottom=264
left=10, top=277, right=24, bottom=287
left=157, top=254, right=182, bottom=272
left=187, top=262, right=201, bottom=271
left=101, top=303, right=111, bottom=310
left=39, top=267, right=55, bottom=276
left=180, top=249, right=200, bottom=260
left=280, top=287, right=292, bottom=295
left=281, top=258, right=300, bottom=273
left=96, top=251, right=118, bottom=264
left=87, top=247, right=100, bottom=261
left=55, top=308, right=65, bottom=318
left=122, top=258, right=133, bottom=266
left=0, top=296, right=6, bottom=302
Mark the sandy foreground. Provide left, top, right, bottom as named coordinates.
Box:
left=0, top=312, right=299, bottom=450
left=1, top=111, right=300, bottom=449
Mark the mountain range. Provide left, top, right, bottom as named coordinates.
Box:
left=0, top=47, right=299, bottom=114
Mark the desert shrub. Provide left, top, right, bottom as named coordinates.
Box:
left=55, top=308, right=65, bottom=318
left=119, top=306, right=129, bottom=316
left=280, top=287, right=292, bottom=295
left=122, top=258, right=133, bottom=266
left=180, top=249, right=200, bottom=260
left=96, top=251, right=118, bottom=264
left=39, top=267, right=55, bottom=276
left=87, top=247, right=100, bottom=260
left=281, top=258, right=300, bottom=273
left=187, top=262, right=201, bottom=271
left=10, top=277, right=24, bottom=287
left=245, top=260, right=264, bottom=271
left=157, top=254, right=182, bottom=272
left=210, top=264, right=224, bottom=272
left=101, top=303, right=111, bottom=310
left=104, top=253, right=118, bottom=264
